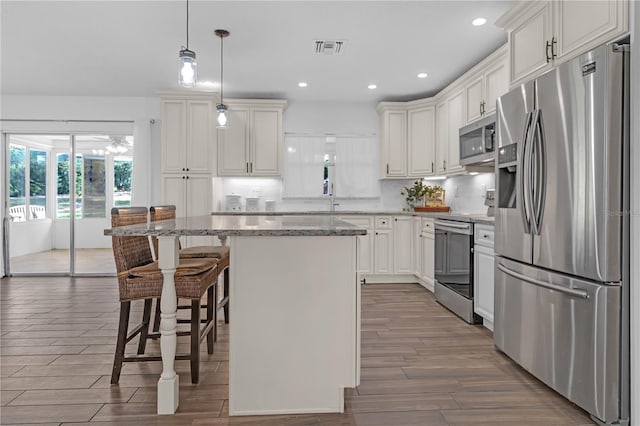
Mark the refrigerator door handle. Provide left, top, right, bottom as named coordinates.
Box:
left=520, top=111, right=534, bottom=233
left=527, top=109, right=540, bottom=235
left=532, top=110, right=546, bottom=235
left=497, top=263, right=589, bottom=299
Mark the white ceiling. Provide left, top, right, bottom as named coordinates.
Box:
left=1, top=1, right=513, bottom=103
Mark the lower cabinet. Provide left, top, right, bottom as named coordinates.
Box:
left=338, top=216, right=373, bottom=274
left=393, top=216, right=413, bottom=274
left=420, top=220, right=435, bottom=288
left=473, top=224, right=495, bottom=330
left=374, top=229, right=393, bottom=274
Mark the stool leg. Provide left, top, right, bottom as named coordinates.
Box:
left=207, top=284, right=215, bottom=353
left=137, top=299, right=153, bottom=354
left=111, top=301, right=131, bottom=385
left=190, top=299, right=201, bottom=384
left=223, top=267, right=230, bottom=324
left=152, top=298, right=161, bottom=333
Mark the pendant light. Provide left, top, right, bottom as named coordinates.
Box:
left=215, top=29, right=230, bottom=128
left=178, top=0, right=197, bottom=88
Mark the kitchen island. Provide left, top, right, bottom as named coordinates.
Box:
left=105, top=215, right=366, bottom=416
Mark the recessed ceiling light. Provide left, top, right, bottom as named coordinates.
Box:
left=298, top=82, right=308, bottom=88
left=417, top=73, right=428, bottom=78
left=472, top=17, right=487, bottom=26
left=368, top=84, right=377, bottom=90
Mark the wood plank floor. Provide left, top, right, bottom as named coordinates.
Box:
left=1, top=278, right=594, bottom=425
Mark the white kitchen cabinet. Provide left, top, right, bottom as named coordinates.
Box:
left=374, top=229, right=393, bottom=274
left=217, top=99, right=287, bottom=177
left=161, top=174, right=212, bottom=247
left=435, top=101, right=448, bottom=175
left=393, top=216, right=413, bottom=274
left=339, top=216, right=374, bottom=274
left=378, top=105, right=407, bottom=177
left=161, top=97, right=215, bottom=174
left=465, top=49, right=508, bottom=123
left=474, top=223, right=495, bottom=330
left=498, top=0, right=628, bottom=86
left=445, top=89, right=465, bottom=173
left=412, top=217, right=421, bottom=276
left=407, top=105, right=436, bottom=176
left=419, top=218, right=435, bottom=288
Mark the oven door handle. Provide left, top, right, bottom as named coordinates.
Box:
left=497, top=263, right=589, bottom=299
left=434, top=220, right=470, bottom=229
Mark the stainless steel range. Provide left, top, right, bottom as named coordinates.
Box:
left=434, top=219, right=481, bottom=324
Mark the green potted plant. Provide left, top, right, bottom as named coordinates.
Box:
left=401, top=180, right=428, bottom=211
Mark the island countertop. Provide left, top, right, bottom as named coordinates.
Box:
left=104, top=214, right=367, bottom=237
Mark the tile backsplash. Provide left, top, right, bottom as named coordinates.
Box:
left=214, top=173, right=495, bottom=213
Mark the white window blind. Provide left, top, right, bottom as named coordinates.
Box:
left=283, top=136, right=324, bottom=197
left=335, top=136, right=379, bottom=198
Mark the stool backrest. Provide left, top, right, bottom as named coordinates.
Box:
left=150, top=205, right=180, bottom=258
left=111, top=207, right=153, bottom=274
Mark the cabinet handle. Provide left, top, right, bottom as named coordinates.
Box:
left=443, top=160, right=447, bottom=170
left=551, top=36, right=558, bottom=59
left=431, top=162, right=434, bottom=173
left=480, top=101, right=483, bottom=116
left=250, top=162, right=253, bottom=173
left=545, top=40, right=552, bottom=63
left=386, top=163, right=389, bottom=174
left=246, top=162, right=249, bottom=173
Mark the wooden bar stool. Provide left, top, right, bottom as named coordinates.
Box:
left=110, top=207, right=219, bottom=385
left=149, top=205, right=230, bottom=338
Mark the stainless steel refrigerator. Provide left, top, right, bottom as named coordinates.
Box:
left=494, top=42, right=630, bottom=425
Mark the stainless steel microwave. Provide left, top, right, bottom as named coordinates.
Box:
left=459, top=113, right=496, bottom=166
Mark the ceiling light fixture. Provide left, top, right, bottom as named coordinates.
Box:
left=298, top=82, right=308, bottom=87
left=417, top=72, right=428, bottom=78
left=178, top=0, right=197, bottom=88
left=368, top=84, right=377, bottom=90
left=472, top=17, right=487, bottom=26
left=215, top=29, right=230, bottom=129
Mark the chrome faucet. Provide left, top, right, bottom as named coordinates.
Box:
left=329, top=183, right=340, bottom=212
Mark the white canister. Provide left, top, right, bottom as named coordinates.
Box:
left=225, top=194, right=242, bottom=211
left=265, top=200, right=276, bottom=212
left=245, top=197, right=260, bottom=212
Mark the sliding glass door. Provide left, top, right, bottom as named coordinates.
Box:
left=4, top=133, right=133, bottom=276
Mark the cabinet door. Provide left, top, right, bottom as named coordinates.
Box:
left=408, top=106, right=435, bottom=176
left=218, top=107, right=250, bottom=176
left=374, top=230, right=393, bottom=274
left=184, top=175, right=213, bottom=247
left=186, top=101, right=213, bottom=173
left=446, top=90, right=465, bottom=172
left=161, top=174, right=187, bottom=217
left=435, top=101, right=448, bottom=174
left=393, top=217, right=413, bottom=274
left=510, top=1, right=552, bottom=85
left=340, top=216, right=373, bottom=274
left=483, top=59, right=508, bottom=115
left=161, top=100, right=187, bottom=173
left=465, top=76, right=484, bottom=124
left=474, top=244, right=495, bottom=323
left=421, top=233, right=435, bottom=285
left=251, top=108, right=281, bottom=176
left=554, top=0, right=627, bottom=61
left=412, top=218, right=421, bottom=276
left=381, top=110, right=407, bottom=177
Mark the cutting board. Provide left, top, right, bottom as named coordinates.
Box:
left=413, top=206, right=451, bottom=212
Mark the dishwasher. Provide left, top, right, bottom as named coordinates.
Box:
left=434, top=219, right=481, bottom=324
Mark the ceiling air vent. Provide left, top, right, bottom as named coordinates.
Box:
left=314, top=39, right=346, bottom=55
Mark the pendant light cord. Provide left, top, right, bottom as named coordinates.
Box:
left=220, top=34, right=224, bottom=102
left=186, top=0, right=190, bottom=49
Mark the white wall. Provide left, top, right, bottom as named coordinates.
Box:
left=8, top=219, right=53, bottom=257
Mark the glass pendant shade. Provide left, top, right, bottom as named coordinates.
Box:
left=178, top=48, right=197, bottom=88
left=216, top=104, right=228, bottom=128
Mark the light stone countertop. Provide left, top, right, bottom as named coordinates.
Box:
left=211, top=210, right=495, bottom=225
left=105, top=214, right=367, bottom=237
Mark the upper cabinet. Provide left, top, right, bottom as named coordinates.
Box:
left=445, top=89, right=465, bottom=174
left=407, top=103, right=436, bottom=176
left=497, top=0, right=628, bottom=86
left=378, top=104, right=407, bottom=177
left=217, top=99, right=287, bottom=177
left=378, top=101, right=436, bottom=178
left=160, top=95, right=216, bottom=174
left=464, top=48, right=508, bottom=123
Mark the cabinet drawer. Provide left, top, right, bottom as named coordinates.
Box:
left=375, top=216, right=392, bottom=229
left=421, top=218, right=435, bottom=235
left=474, top=224, right=495, bottom=247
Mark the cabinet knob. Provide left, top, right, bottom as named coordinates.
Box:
left=186, top=176, right=189, bottom=179
left=186, top=168, right=189, bottom=172
left=483, top=234, right=489, bottom=238
left=182, top=168, right=186, bottom=172
left=182, top=176, right=186, bottom=179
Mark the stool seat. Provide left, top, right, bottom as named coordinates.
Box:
left=180, top=245, right=230, bottom=259
left=128, top=258, right=217, bottom=278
